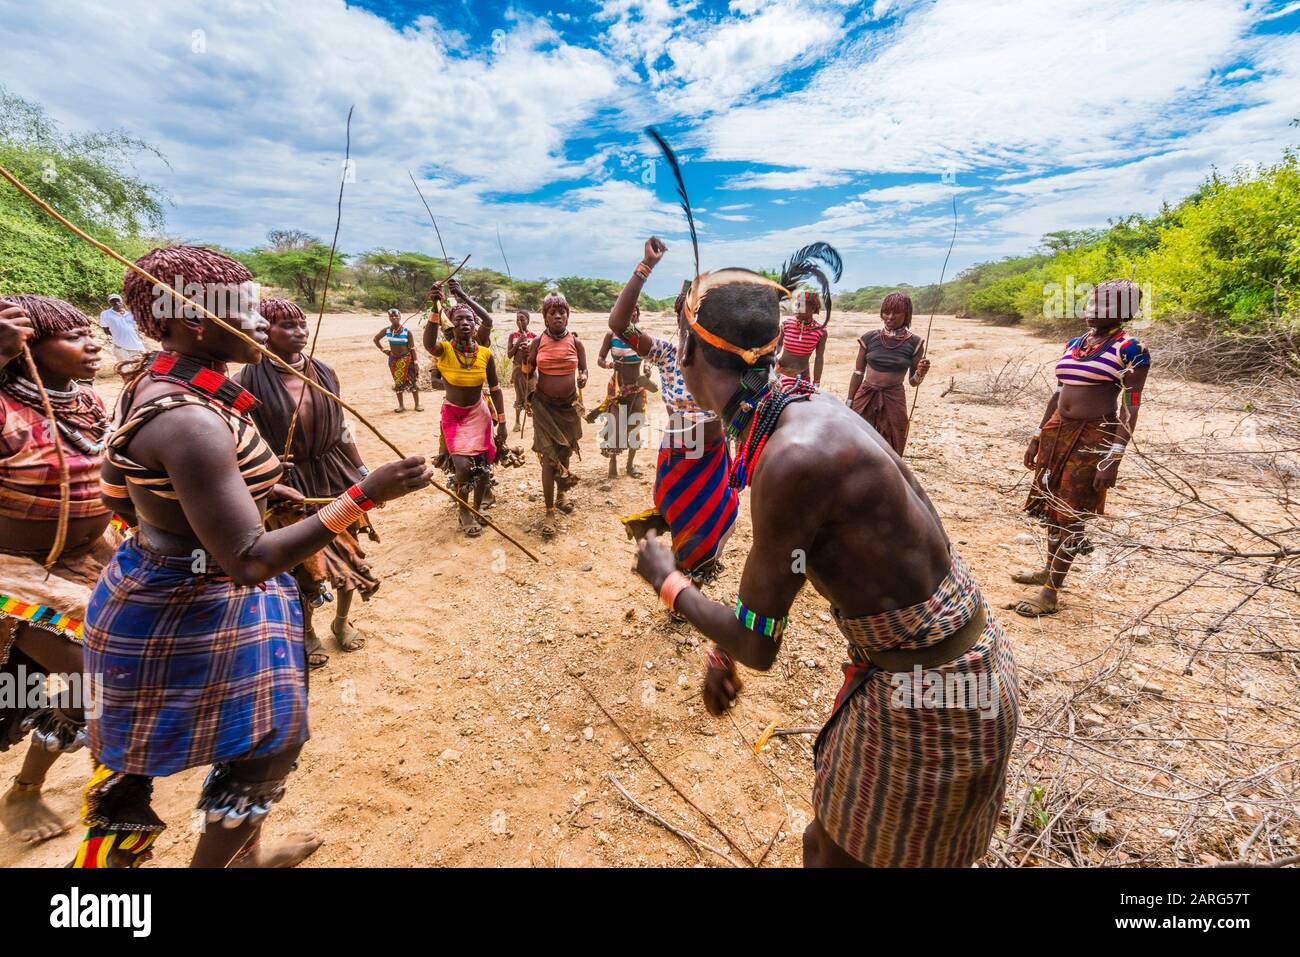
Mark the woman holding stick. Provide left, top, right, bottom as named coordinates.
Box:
left=0, top=296, right=113, bottom=846
left=74, top=245, right=431, bottom=867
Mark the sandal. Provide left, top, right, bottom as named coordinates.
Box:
left=1013, top=591, right=1059, bottom=618
left=331, top=618, right=366, bottom=652
left=304, top=627, right=330, bottom=669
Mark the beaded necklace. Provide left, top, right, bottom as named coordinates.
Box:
left=0, top=374, right=110, bottom=455
left=722, top=366, right=772, bottom=442
left=145, top=351, right=260, bottom=420
left=728, top=377, right=811, bottom=492
left=1069, top=326, right=1124, bottom=361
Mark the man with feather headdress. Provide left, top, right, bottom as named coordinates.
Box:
left=629, top=128, right=1018, bottom=868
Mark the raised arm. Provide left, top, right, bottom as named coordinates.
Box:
left=609, top=237, right=666, bottom=355
left=422, top=318, right=441, bottom=356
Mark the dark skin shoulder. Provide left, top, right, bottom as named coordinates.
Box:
left=638, top=394, right=952, bottom=672
left=120, top=371, right=428, bottom=586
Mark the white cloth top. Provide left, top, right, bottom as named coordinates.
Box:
left=99, top=308, right=144, bottom=351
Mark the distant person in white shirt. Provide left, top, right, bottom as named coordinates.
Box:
left=98, top=293, right=145, bottom=364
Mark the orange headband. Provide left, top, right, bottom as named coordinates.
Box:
left=681, top=268, right=789, bottom=366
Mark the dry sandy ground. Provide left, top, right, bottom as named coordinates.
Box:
left=4, top=310, right=1297, bottom=868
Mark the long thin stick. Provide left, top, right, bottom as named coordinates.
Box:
left=20, top=342, right=68, bottom=568
left=576, top=679, right=756, bottom=866
left=0, top=162, right=538, bottom=563
left=284, top=105, right=352, bottom=461
left=608, top=773, right=738, bottom=867
left=907, top=193, right=959, bottom=428
left=408, top=169, right=451, bottom=269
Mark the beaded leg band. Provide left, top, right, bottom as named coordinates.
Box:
left=197, top=762, right=293, bottom=830
left=24, top=705, right=87, bottom=754
left=73, top=763, right=166, bottom=868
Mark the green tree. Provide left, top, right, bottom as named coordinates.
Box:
left=239, top=238, right=343, bottom=307
left=0, top=85, right=167, bottom=307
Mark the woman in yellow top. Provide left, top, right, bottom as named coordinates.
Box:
left=427, top=304, right=508, bottom=535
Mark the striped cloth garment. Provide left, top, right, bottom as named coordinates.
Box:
left=1055, top=332, right=1150, bottom=387
left=813, top=552, right=1019, bottom=866
left=653, top=435, right=738, bottom=571
left=780, top=318, right=824, bottom=357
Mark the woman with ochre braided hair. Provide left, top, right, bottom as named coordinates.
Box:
left=1013, top=279, right=1150, bottom=617
left=521, top=292, right=586, bottom=534
left=72, top=246, right=431, bottom=868
left=237, top=298, right=379, bottom=668
left=847, top=292, right=930, bottom=456
left=425, top=302, right=508, bottom=536
left=0, top=295, right=113, bottom=846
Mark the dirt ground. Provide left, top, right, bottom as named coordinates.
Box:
left=4, top=310, right=1297, bottom=868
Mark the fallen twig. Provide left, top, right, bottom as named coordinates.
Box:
left=608, top=773, right=737, bottom=867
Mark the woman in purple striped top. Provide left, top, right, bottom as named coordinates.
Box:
left=1014, top=279, right=1151, bottom=617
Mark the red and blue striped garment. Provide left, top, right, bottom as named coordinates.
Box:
left=1056, top=331, right=1150, bottom=387
left=84, top=538, right=309, bottom=777
left=653, top=435, right=738, bottom=571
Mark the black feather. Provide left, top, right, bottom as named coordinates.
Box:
left=778, top=241, right=842, bottom=325
left=778, top=241, right=843, bottom=290
left=645, top=127, right=700, bottom=282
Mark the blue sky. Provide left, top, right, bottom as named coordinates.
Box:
left=2, top=0, right=1298, bottom=297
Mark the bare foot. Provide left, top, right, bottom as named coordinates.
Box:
left=1, top=781, right=72, bottom=844
left=626, top=465, right=643, bottom=479
left=229, top=832, right=323, bottom=868
left=1011, top=568, right=1048, bottom=585
left=331, top=618, right=367, bottom=652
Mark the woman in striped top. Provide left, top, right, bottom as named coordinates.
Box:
left=74, top=246, right=432, bottom=868
left=372, top=308, right=421, bottom=412
left=774, top=290, right=827, bottom=393
left=1015, top=279, right=1151, bottom=617
left=0, top=295, right=112, bottom=846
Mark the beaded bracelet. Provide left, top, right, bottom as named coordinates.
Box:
left=318, top=495, right=365, bottom=534
left=734, top=598, right=787, bottom=641
left=318, top=484, right=375, bottom=533
left=707, top=647, right=734, bottom=670
left=634, top=262, right=652, bottom=280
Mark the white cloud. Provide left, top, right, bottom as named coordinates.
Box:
left=725, top=169, right=855, bottom=190
left=701, top=0, right=1261, bottom=175
left=858, top=182, right=975, bottom=207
